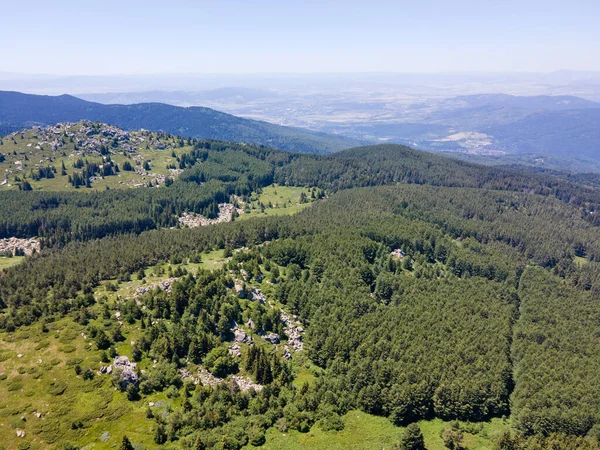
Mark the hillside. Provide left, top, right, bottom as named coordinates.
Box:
left=2, top=131, right=600, bottom=449
left=0, top=121, right=193, bottom=191
left=3, top=127, right=600, bottom=245
left=2, top=174, right=600, bottom=449
left=0, top=91, right=362, bottom=154
left=485, top=108, right=600, bottom=159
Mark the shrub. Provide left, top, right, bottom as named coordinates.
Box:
left=248, top=427, right=266, bottom=446
left=399, top=423, right=426, bottom=450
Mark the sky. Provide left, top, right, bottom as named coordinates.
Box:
left=1, top=0, right=599, bottom=75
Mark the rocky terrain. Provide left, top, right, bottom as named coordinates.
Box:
left=178, top=203, right=244, bottom=228
left=0, top=121, right=185, bottom=190
left=0, top=237, right=40, bottom=256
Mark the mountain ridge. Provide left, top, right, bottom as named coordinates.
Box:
left=0, top=91, right=363, bottom=154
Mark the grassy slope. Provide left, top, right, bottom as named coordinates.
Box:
left=246, top=412, right=509, bottom=450
left=0, top=123, right=191, bottom=192
left=237, top=185, right=316, bottom=221
left=0, top=254, right=231, bottom=450
left=0, top=242, right=515, bottom=450
left=0, top=256, right=24, bottom=270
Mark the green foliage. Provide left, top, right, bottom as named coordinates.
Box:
left=512, top=268, right=600, bottom=437
left=119, top=435, right=134, bottom=450
left=441, top=426, right=464, bottom=450
left=2, top=131, right=600, bottom=450
left=400, top=423, right=426, bottom=450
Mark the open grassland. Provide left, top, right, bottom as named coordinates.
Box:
left=246, top=411, right=509, bottom=450
left=0, top=256, right=24, bottom=270
left=237, top=184, right=318, bottom=220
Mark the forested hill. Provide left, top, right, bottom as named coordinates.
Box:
left=2, top=180, right=600, bottom=448
left=3, top=134, right=600, bottom=245
left=4, top=128, right=600, bottom=448
left=0, top=91, right=362, bottom=154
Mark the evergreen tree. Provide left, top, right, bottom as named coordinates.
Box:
left=119, top=435, right=134, bottom=450
left=400, top=423, right=426, bottom=450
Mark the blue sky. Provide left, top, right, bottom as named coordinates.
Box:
left=2, top=0, right=599, bottom=74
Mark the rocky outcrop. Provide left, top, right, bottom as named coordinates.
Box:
left=281, top=312, right=304, bottom=352
left=390, top=248, right=406, bottom=259
left=262, top=333, right=280, bottom=344
left=134, top=278, right=179, bottom=296
left=178, top=203, right=243, bottom=228
left=111, top=355, right=138, bottom=386
left=231, top=375, right=263, bottom=392
left=0, top=237, right=40, bottom=256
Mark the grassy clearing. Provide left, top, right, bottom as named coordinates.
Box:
left=0, top=256, right=24, bottom=270
left=237, top=184, right=318, bottom=221
left=0, top=286, right=190, bottom=449
left=246, top=411, right=509, bottom=450
left=93, top=250, right=229, bottom=305
left=198, top=249, right=229, bottom=270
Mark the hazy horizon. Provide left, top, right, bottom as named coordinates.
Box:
left=3, top=0, right=600, bottom=75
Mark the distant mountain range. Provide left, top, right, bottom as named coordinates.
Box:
left=79, top=87, right=280, bottom=106
left=448, top=93, right=599, bottom=111
left=2, top=90, right=599, bottom=172
left=319, top=93, right=600, bottom=172
left=0, top=91, right=362, bottom=154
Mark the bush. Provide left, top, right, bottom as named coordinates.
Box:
left=318, top=412, right=344, bottom=432
left=399, top=423, right=426, bottom=450
left=95, top=330, right=112, bottom=350
left=154, top=423, right=167, bottom=444
left=165, top=385, right=179, bottom=399
left=126, top=383, right=139, bottom=401
left=248, top=427, right=266, bottom=446
left=441, top=426, right=464, bottom=450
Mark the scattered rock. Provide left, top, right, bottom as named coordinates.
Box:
left=112, top=356, right=138, bottom=386
left=231, top=375, right=263, bottom=392
left=198, top=368, right=223, bottom=386
left=229, top=342, right=242, bottom=357
left=16, top=429, right=25, bottom=438
left=283, top=345, right=292, bottom=359
left=281, top=312, right=304, bottom=351
left=134, top=278, right=179, bottom=297
left=249, top=288, right=266, bottom=303
left=263, top=333, right=280, bottom=344
left=234, top=328, right=248, bottom=343
left=390, top=248, right=406, bottom=259
left=234, top=283, right=245, bottom=298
